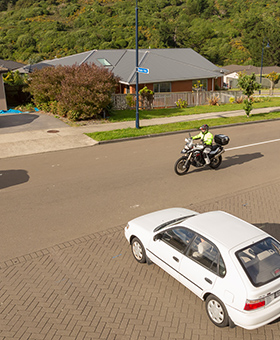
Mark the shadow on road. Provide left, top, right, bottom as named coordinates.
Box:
left=0, top=113, right=39, bottom=128
left=221, top=152, right=264, bottom=168
left=0, top=169, right=30, bottom=189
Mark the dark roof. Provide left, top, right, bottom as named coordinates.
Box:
left=224, top=64, right=280, bottom=75
left=17, top=49, right=224, bottom=84
left=0, top=66, right=8, bottom=73
left=0, top=59, right=26, bottom=71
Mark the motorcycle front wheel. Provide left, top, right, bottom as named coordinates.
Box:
left=174, top=157, right=190, bottom=175
left=210, top=155, right=222, bottom=169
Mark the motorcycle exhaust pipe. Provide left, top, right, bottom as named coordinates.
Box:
left=214, top=149, right=225, bottom=158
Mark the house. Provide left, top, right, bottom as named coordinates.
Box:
left=17, top=49, right=225, bottom=94
left=0, top=59, right=26, bottom=71
left=223, top=64, right=280, bottom=89
left=0, top=66, right=8, bottom=110
left=0, top=59, right=26, bottom=110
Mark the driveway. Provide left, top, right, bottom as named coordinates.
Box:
left=0, top=112, right=69, bottom=133
left=0, top=112, right=97, bottom=158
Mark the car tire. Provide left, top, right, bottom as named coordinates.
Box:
left=205, top=295, right=229, bottom=327
left=131, top=237, right=146, bottom=263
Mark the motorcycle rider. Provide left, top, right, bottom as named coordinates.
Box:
left=192, top=124, right=213, bottom=165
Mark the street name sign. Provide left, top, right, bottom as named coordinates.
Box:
left=137, top=67, right=149, bottom=74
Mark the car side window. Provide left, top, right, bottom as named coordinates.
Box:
left=161, top=227, right=195, bottom=253
left=188, top=235, right=225, bottom=277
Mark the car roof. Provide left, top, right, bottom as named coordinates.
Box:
left=181, top=211, right=266, bottom=250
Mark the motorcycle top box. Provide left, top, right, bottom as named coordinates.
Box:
left=214, top=134, right=230, bottom=146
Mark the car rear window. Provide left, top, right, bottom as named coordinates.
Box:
left=236, top=237, right=280, bottom=287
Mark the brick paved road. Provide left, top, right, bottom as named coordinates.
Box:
left=1, top=179, right=280, bottom=340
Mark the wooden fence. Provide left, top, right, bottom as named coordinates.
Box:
left=111, top=90, right=243, bottom=110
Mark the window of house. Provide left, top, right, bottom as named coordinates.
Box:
left=192, top=79, right=207, bottom=91
left=97, top=58, right=111, bottom=66
left=153, top=82, right=171, bottom=93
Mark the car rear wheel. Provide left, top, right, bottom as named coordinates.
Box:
left=131, top=237, right=146, bottom=263
left=205, top=295, right=229, bottom=327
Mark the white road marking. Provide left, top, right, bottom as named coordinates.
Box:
left=226, top=138, right=280, bottom=151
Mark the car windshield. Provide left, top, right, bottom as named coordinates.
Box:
left=153, top=215, right=196, bottom=232
left=236, top=237, right=280, bottom=287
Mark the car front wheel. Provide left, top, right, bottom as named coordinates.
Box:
left=131, top=237, right=146, bottom=263
left=205, top=295, right=229, bottom=327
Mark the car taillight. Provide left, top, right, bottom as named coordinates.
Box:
left=244, top=299, right=266, bottom=311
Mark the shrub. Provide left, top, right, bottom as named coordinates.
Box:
left=139, top=86, right=154, bottom=109
left=175, top=98, right=188, bottom=108
left=25, top=63, right=119, bottom=120
left=126, top=94, right=135, bottom=108
left=3, top=70, right=28, bottom=86
left=252, top=96, right=271, bottom=103
left=208, top=96, right=220, bottom=106
left=235, top=96, right=244, bottom=104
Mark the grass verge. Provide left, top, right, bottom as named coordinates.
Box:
left=107, top=97, right=280, bottom=122
left=86, top=111, right=280, bottom=142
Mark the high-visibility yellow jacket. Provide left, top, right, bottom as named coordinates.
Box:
left=192, top=131, right=214, bottom=145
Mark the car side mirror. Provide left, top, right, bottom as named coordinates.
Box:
left=153, top=233, right=162, bottom=241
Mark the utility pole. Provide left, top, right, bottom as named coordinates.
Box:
left=135, top=0, right=139, bottom=129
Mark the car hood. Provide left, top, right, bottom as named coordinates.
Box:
left=128, top=207, right=198, bottom=234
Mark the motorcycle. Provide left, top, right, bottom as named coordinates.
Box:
left=174, top=133, right=230, bottom=175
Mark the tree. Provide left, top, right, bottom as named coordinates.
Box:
left=237, top=72, right=261, bottom=117
left=266, top=72, right=280, bottom=95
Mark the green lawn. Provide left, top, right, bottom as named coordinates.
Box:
left=86, top=98, right=280, bottom=141
left=107, top=97, right=280, bottom=122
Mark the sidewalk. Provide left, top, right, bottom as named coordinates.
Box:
left=1, top=106, right=280, bottom=158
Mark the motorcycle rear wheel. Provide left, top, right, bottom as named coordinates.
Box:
left=210, top=155, right=222, bottom=169
left=174, top=157, right=190, bottom=175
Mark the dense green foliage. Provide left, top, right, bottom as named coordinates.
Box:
left=0, top=0, right=279, bottom=66
left=26, top=63, right=119, bottom=120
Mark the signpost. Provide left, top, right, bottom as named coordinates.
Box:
left=135, top=0, right=139, bottom=129
left=137, top=67, right=149, bottom=74
left=135, top=1, right=149, bottom=129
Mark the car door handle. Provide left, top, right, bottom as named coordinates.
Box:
left=205, top=277, right=212, bottom=284
left=173, top=256, right=179, bottom=262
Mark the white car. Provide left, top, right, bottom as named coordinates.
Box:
left=124, top=208, right=280, bottom=329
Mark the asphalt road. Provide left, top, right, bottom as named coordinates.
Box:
left=1, top=119, right=280, bottom=339
left=1, top=120, right=280, bottom=262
